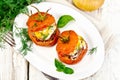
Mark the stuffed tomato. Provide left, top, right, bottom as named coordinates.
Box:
left=27, top=12, right=60, bottom=46
left=56, top=30, right=88, bottom=64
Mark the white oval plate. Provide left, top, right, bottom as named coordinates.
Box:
left=13, top=2, right=105, bottom=80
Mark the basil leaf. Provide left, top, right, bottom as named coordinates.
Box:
left=54, top=58, right=74, bottom=74
left=64, top=67, right=74, bottom=74
left=55, top=58, right=65, bottom=71
left=57, top=15, right=75, bottom=28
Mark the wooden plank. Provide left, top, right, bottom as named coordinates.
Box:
left=0, top=43, right=28, bottom=80
left=0, top=43, right=14, bottom=80
left=29, top=65, right=49, bottom=80
left=13, top=51, right=28, bottom=80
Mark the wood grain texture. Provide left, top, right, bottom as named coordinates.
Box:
left=0, top=43, right=14, bottom=80
left=0, top=43, right=28, bottom=80
left=29, top=65, right=49, bottom=80
left=13, top=51, right=28, bottom=80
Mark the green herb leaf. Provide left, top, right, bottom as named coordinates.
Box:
left=55, top=58, right=65, bottom=72
left=55, top=58, right=74, bottom=74
left=57, top=15, right=75, bottom=28
left=88, top=47, right=97, bottom=55
left=64, top=67, right=74, bottom=74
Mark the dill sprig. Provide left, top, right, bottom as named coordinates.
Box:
left=88, top=47, right=97, bottom=55
left=15, top=26, right=32, bottom=56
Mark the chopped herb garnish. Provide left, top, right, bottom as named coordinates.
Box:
left=41, top=33, right=49, bottom=40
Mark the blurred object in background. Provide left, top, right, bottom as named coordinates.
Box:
left=72, top=0, right=105, bottom=11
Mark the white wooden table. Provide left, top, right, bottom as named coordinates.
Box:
left=1, top=0, right=120, bottom=80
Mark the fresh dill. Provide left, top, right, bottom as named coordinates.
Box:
left=15, top=26, right=32, bottom=56
left=88, top=47, right=97, bottom=55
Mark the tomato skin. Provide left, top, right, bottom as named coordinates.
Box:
left=27, top=12, right=55, bottom=32
left=56, top=30, right=78, bottom=55
left=56, top=30, right=88, bottom=65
